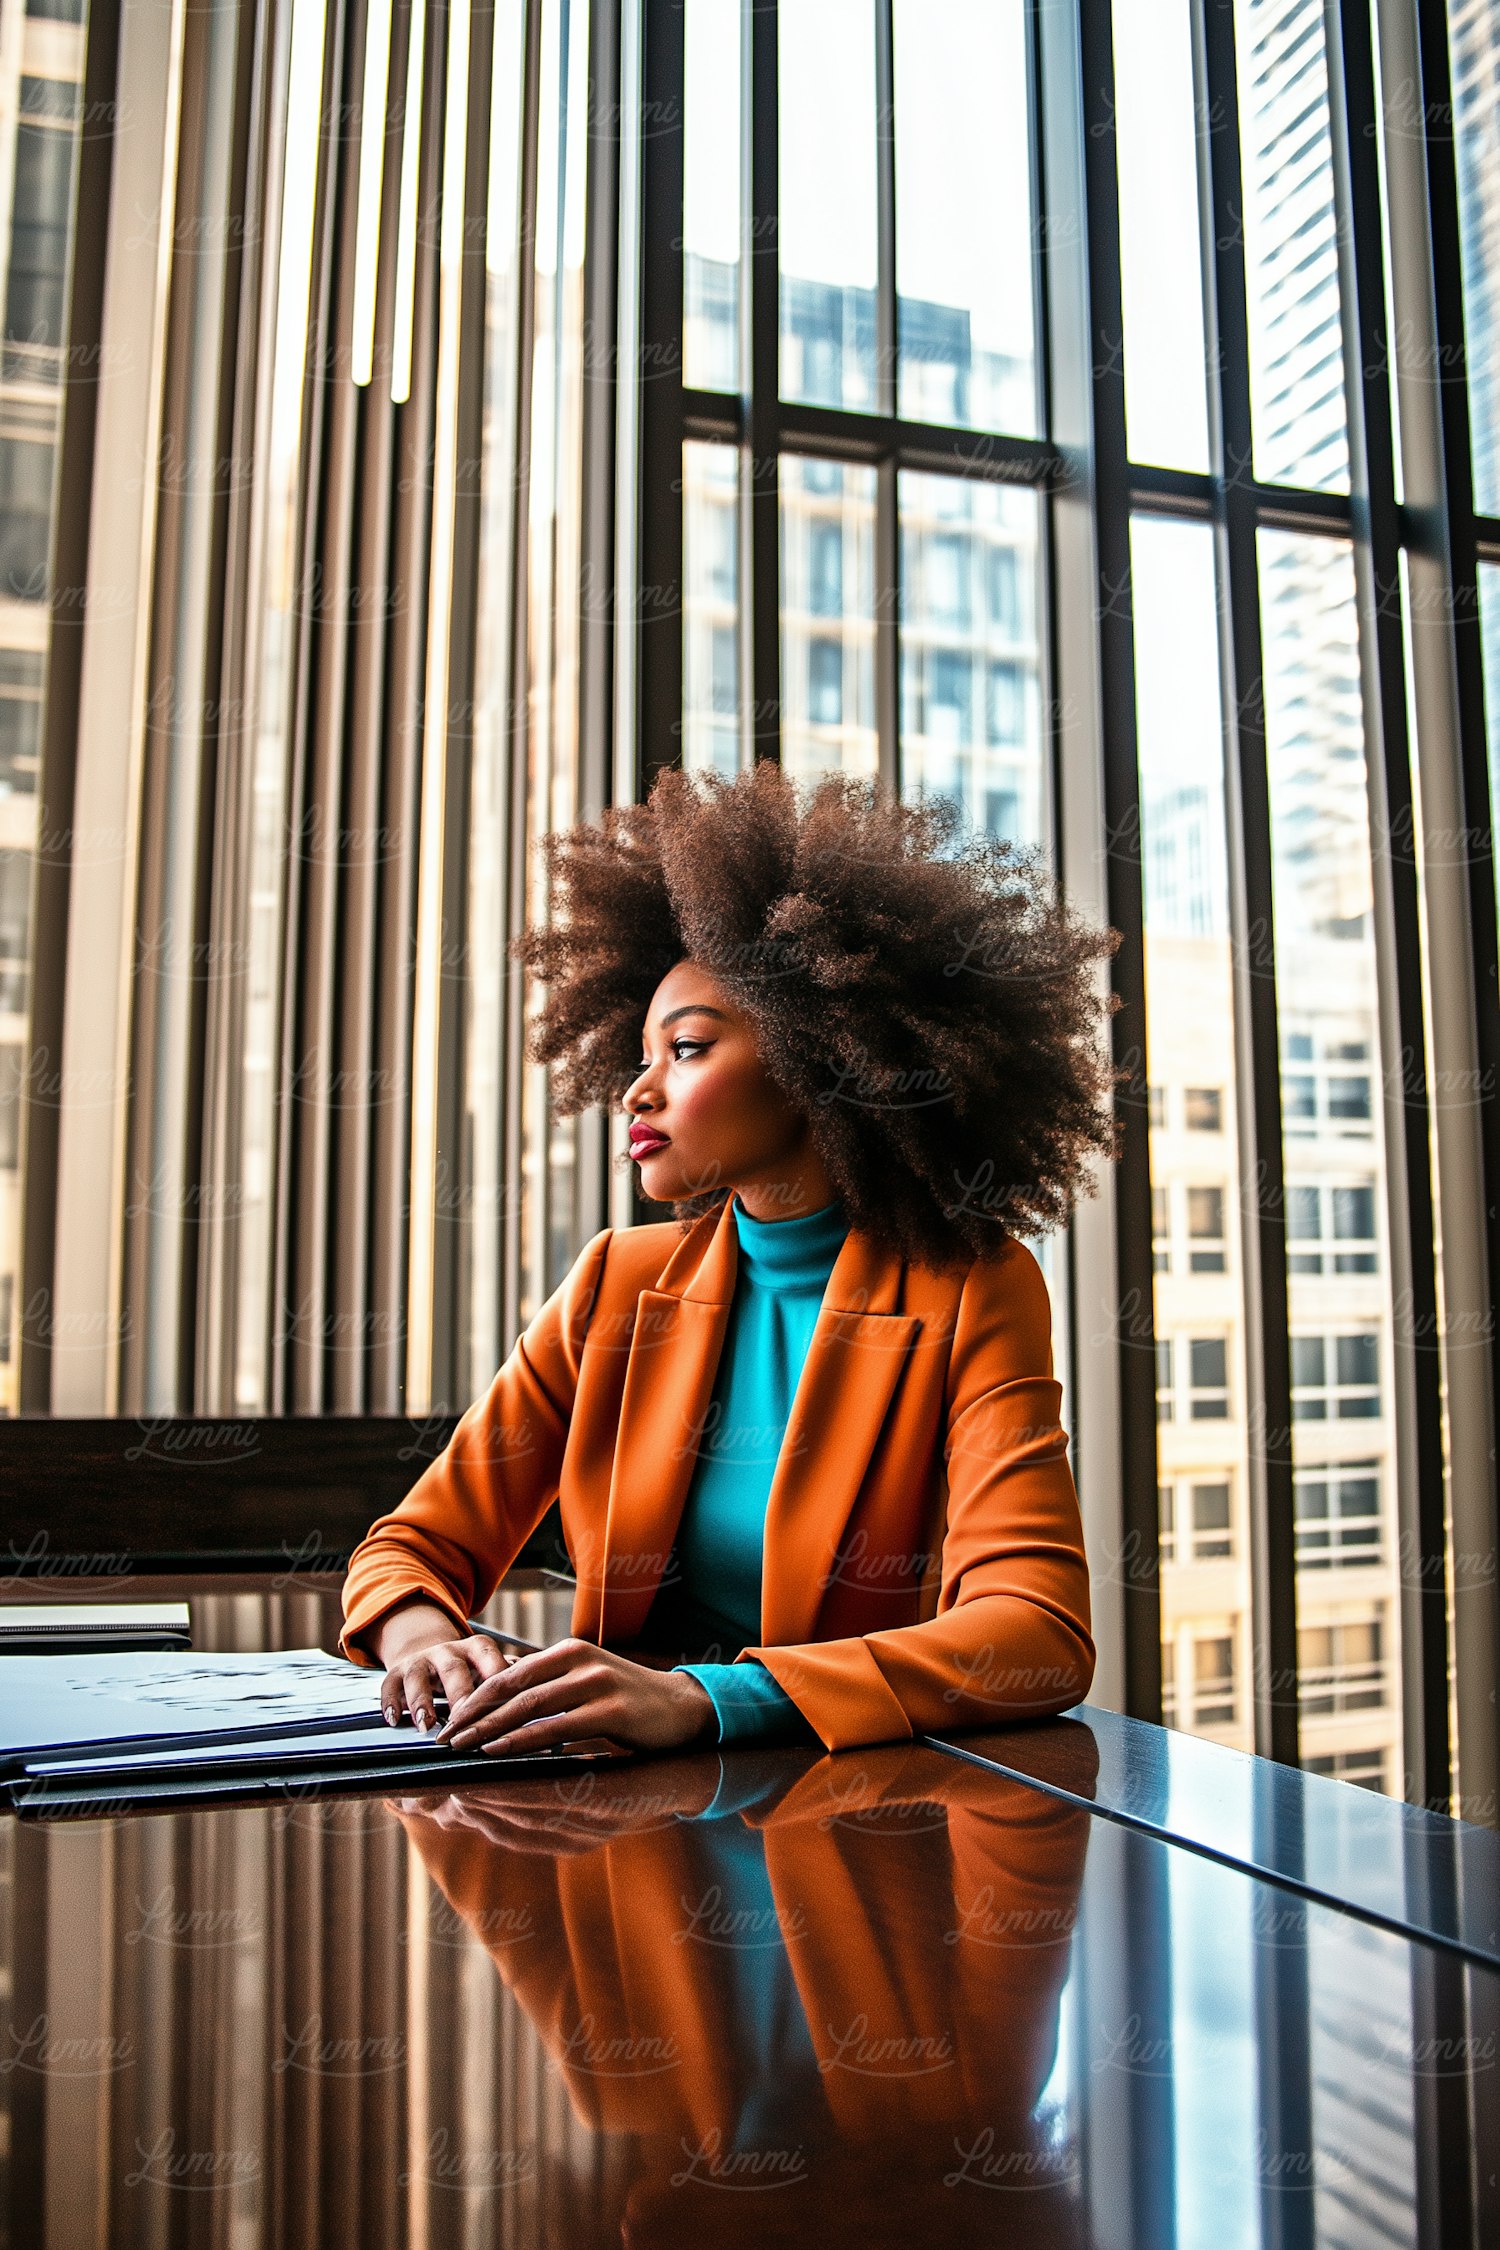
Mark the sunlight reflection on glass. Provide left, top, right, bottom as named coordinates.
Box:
left=779, top=0, right=878, bottom=411
left=892, top=0, right=1036, bottom=436
left=1114, top=0, right=1211, bottom=471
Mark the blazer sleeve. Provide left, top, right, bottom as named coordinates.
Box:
left=742, top=1237, right=1096, bottom=1750
left=338, top=1227, right=613, bottom=1664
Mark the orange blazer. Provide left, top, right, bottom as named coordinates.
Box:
left=394, top=1746, right=1093, bottom=2245
left=339, top=1195, right=1095, bottom=1749
left=398, top=1747, right=1091, bottom=2142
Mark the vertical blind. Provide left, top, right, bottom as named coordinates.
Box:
left=15, top=0, right=625, bottom=1429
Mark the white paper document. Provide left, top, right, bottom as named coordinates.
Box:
left=0, top=1647, right=386, bottom=1773
left=61, top=1648, right=384, bottom=1718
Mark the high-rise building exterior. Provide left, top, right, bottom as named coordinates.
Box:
left=686, top=264, right=1041, bottom=837
left=1450, top=0, right=1500, bottom=516
left=1145, top=0, right=1402, bottom=1790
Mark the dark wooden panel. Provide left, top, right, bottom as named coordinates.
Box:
left=0, top=1415, right=569, bottom=1577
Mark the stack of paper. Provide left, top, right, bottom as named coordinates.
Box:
left=0, top=1602, right=192, bottom=1653
left=1, top=1647, right=627, bottom=1812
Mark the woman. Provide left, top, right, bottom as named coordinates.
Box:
left=340, top=759, right=1121, bottom=1756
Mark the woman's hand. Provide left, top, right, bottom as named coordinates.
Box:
left=433, top=1638, right=718, bottom=1757
left=389, top=1760, right=722, bottom=1853
left=373, top=1599, right=520, bottom=1732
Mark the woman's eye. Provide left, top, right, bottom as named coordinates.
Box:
left=636, top=1040, right=705, bottom=1069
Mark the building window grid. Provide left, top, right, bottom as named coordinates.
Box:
left=1161, top=1623, right=1244, bottom=1734
left=1289, top=1329, right=1382, bottom=1422
left=1280, top=1025, right=1375, bottom=1139
left=1284, top=1177, right=1380, bottom=1275
left=1150, top=1178, right=1231, bottom=1276
left=1297, top=1613, right=1388, bottom=1719
left=1159, top=1476, right=1235, bottom=1565
left=1123, top=0, right=1441, bottom=1795
left=1154, top=1333, right=1232, bottom=1423
left=1294, top=1458, right=1382, bottom=1569
left=1305, top=1748, right=1388, bottom=1793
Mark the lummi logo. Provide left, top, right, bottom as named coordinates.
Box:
left=668, top=2130, right=809, bottom=2191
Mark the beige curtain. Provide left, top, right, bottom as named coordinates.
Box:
left=16, top=0, right=626, bottom=1420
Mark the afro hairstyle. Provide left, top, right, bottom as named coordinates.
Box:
left=509, top=758, right=1125, bottom=1274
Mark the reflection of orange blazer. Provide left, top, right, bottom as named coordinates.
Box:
left=340, top=1197, right=1094, bottom=1749
left=397, top=1744, right=1092, bottom=2151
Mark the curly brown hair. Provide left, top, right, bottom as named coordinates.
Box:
left=509, top=759, right=1124, bottom=1273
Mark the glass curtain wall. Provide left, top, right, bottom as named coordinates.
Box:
left=677, top=0, right=1071, bottom=1396
left=669, top=0, right=1498, bottom=1807
left=1118, top=0, right=1409, bottom=1784
left=1110, top=0, right=1500, bottom=1811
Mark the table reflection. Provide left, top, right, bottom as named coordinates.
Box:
left=0, top=1590, right=1494, bottom=2250
left=392, top=1742, right=1092, bottom=2246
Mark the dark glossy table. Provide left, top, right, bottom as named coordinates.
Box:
left=1, top=1580, right=1495, bottom=2248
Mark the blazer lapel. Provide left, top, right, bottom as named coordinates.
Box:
left=583, top=1198, right=920, bottom=1650
left=759, top=1226, right=922, bottom=1644
left=584, top=1201, right=739, bottom=1644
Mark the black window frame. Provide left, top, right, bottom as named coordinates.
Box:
left=627, top=0, right=1498, bottom=1814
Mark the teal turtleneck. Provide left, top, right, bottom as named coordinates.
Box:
left=657, top=1189, right=850, bottom=1746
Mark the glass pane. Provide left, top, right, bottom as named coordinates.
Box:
left=898, top=471, right=1045, bottom=849
left=0, top=16, right=89, bottom=1407
left=683, top=439, right=742, bottom=776
left=780, top=0, right=878, bottom=411
left=779, top=457, right=876, bottom=785
left=1260, top=528, right=1401, bottom=1795
left=1113, top=0, right=1211, bottom=471
left=1133, top=514, right=1253, bottom=1747
left=892, top=0, right=1036, bottom=436
left=1448, top=1, right=1500, bottom=511
left=1234, top=0, right=1349, bottom=492
left=683, top=0, right=740, bottom=393
left=897, top=469, right=1069, bottom=1483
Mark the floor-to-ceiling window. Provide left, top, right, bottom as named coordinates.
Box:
left=655, top=0, right=1500, bottom=1815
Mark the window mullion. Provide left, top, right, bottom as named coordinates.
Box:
left=1037, top=0, right=1159, bottom=1723
left=1375, top=0, right=1500, bottom=1826
left=746, top=0, right=779, bottom=764
left=874, top=0, right=897, bottom=788
left=1323, top=0, right=1450, bottom=1812
left=1193, top=0, right=1299, bottom=1769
